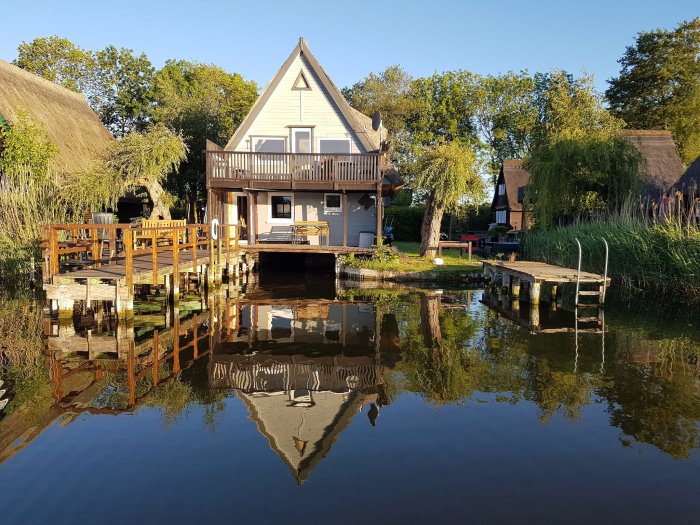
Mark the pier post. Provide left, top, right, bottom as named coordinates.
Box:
left=511, top=278, right=520, bottom=299
left=172, top=229, right=180, bottom=305
left=529, top=281, right=541, bottom=305
left=123, top=229, right=134, bottom=318
left=550, top=285, right=558, bottom=303
left=163, top=273, right=170, bottom=301
left=501, top=272, right=510, bottom=292
left=529, top=302, right=540, bottom=329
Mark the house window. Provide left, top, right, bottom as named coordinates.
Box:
left=319, top=138, right=351, bottom=154
left=253, top=137, right=285, bottom=153
left=324, top=193, right=342, bottom=213
left=496, top=209, right=507, bottom=224
left=498, top=184, right=505, bottom=196
left=269, top=193, right=293, bottom=222
left=292, top=128, right=312, bottom=154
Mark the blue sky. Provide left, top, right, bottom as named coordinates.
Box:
left=1, top=0, right=697, bottom=92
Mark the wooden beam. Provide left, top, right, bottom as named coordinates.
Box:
left=252, top=192, right=258, bottom=244
left=375, top=183, right=383, bottom=245
left=342, top=193, right=348, bottom=247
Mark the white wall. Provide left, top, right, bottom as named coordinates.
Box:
left=235, top=54, right=367, bottom=154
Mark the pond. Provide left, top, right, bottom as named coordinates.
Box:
left=0, top=277, right=699, bottom=524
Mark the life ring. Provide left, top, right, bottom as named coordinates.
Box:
left=211, top=218, right=219, bottom=240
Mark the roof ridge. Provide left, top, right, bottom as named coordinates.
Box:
left=0, top=59, right=88, bottom=104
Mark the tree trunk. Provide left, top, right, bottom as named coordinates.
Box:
left=419, top=191, right=445, bottom=258
left=142, top=179, right=171, bottom=220
left=420, top=292, right=443, bottom=348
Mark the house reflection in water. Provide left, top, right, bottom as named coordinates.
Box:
left=210, top=299, right=395, bottom=483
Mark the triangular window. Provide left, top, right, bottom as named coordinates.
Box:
left=292, top=71, right=311, bottom=90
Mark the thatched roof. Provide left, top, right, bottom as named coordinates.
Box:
left=619, top=130, right=684, bottom=197
left=674, top=156, right=700, bottom=194
left=0, top=59, right=112, bottom=173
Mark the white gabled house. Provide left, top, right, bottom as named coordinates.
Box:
left=205, top=38, right=401, bottom=248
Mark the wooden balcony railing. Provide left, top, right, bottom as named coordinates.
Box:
left=206, top=151, right=384, bottom=187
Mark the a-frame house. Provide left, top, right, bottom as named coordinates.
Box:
left=205, top=38, right=399, bottom=248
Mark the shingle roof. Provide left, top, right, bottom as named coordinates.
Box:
left=619, top=130, right=685, bottom=197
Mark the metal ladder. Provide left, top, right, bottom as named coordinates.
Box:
left=575, top=237, right=609, bottom=307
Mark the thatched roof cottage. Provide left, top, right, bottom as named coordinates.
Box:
left=0, top=59, right=112, bottom=173
left=619, top=130, right=685, bottom=198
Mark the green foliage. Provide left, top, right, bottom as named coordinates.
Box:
left=90, top=45, right=155, bottom=137
left=14, top=35, right=92, bottom=92
left=0, top=109, right=58, bottom=178
left=415, top=141, right=484, bottom=256
left=343, top=65, right=420, bottom=137
left=526, top=137, right=642, bottom=228
left=104, top=125, right=188, bottom=219
left=607, top=17, right=700, bottom=163
left=385, top=205, right=425, bottom=241
left=152, top=60, right=258, bottom=215
left=532, top=70, right=624, bottom=148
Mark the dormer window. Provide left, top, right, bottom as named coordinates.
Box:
left=498, top=184, right=505, bottom=196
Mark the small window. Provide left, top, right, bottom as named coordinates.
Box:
left=496, top=210, right=507, bottom=224
left=270, top=194, right=293, bottom=221
left=319, top=139, right=351, bottom=154
left=498, top=184, right=505, bottom=196
left=253, top=137, right=285, bottom=153
left=324, top=193, right=342, bottom=213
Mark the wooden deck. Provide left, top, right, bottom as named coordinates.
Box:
left=240, top=243, right=375, bottom=255
left=483, top=260, right=611, bottom=305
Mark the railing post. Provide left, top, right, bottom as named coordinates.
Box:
left=191, top=225, right=198, bottom=277
left=123, top=228, right=134, bottom=318
left=172, top=228, right=180, bottom=304
left=91, top=226, right=100, bottom=267
left=152, top=229, right=158, bottom=286
left=216, top=233, right=223, bottom=285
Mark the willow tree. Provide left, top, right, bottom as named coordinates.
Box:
left=415, top=141, right=484, bottom=258
left=105, top=125, right=187, bottom=219
left=526, top=137, right=642, bottom=229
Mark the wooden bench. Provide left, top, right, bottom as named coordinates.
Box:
left=133, top=219, right=187, bottom=248
left=438, top=241, right=474, bottom=259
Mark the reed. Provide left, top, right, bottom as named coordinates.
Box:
left=523, top=205, right=700, bottom=298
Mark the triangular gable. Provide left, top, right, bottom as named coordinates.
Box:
left=225, top=38, right=377, bottom=152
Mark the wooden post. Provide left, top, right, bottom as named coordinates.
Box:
left=252, top=192, right=258, bottom=244
left=91, top=226, right=100, bottom=267
left=173, top=315, right=181, bottom=374
left=529, top=281, right=541, bottom=305
left=216, top=235, right=223, bottom=284
left=152, top=229, right=158, bottom=286
left=375, top=183, right=382, bottom=245
left=550, top=285, right=558, bottom=303
left=172, top=228, right=180, bottom=304
left=511, top=277, right=520, bottom=299
left=123, top=229, right=134, bottom=318
left=127, top=342, right=136, bottom=407
left=342, top=193, right=348, bottom=247
left=468, top=242, right=472, bottom=261
left=50, top=226, right=59, bottom=278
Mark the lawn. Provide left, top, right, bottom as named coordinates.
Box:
left=342, top=241, right=482, bottom=274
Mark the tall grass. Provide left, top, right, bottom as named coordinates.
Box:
left=523, top=211, right=700, bottom=298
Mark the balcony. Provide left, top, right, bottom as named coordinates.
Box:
left=206, top=150, right=385, bottom=191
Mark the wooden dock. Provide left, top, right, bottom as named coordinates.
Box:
left=483, top=260, right=611, bottom=305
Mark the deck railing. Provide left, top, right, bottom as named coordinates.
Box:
left=206, top=150, right=384, bottom=185
left=42, top=222, right=240, bottom=284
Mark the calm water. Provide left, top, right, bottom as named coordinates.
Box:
left=0, top=277, right=699, bottom=524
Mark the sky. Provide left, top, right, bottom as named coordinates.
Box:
left=1, top=0, right=698, bottom=93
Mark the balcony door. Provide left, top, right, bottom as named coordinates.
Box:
left=292, top=128, right=313, bottom=180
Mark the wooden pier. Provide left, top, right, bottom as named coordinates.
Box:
left=483, top=260, right=611, bottom=305
left=42, top=222, right=249, bottom=318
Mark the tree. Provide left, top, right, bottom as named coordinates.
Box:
left=471, top=72, right=538, bottom=181
left=415, top=141, right=484, bottom=257
left=90, top=46, right=155, bottom=137
left=526, top=137, right=642, bottom=228
left=0, top=109, right=58, bottom=178
left=105, top=125, right=188, bottom=219
left=343, top=65, right=421, bottom=137
left=14, top=36, right=92, bottom=93
left=606, top=18, right=700, bottom=163
left=152, top=60, right=258, bottom=219
left=533, top=70, right=623, bottom=148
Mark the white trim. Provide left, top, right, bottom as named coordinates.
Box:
left=324, top=193, right=342, bottom=213
left=268, top=192, right=294, bottom=224
left=319, top=137, right=352, bottom=154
